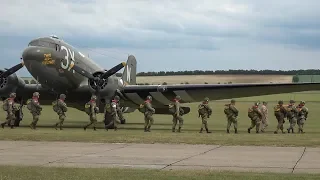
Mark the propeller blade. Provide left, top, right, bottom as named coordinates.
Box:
left=100, top=62, right=126, bottom=80
left=0, top=62, right=24, bottom=78
left=71, top=65, right=96, bottom=80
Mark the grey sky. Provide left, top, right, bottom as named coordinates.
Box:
left=1, top=0, right=320, bottom=76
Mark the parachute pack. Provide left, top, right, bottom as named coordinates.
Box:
left=84, top=102, right=91, bottom=115
left=138, top=102, right=146, bottom=113
left=198, top=104, right=206, bottom=115
left=52, top=100, right=59, bottom=112
left=248, top=107, right=254, bottom=119
left=224, top=105, right=230, bottom=115
left=168, top=103, right=175, bottom=114
left=2, top=98, right=9, bottom=111
left=26, top=99, right=32, bottom=111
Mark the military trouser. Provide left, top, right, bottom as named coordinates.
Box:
left=30, top=114, right=40, bottom=129
left=298, top=118, right=306, bottom=133
left=287, top=117, right=297, bottom=133
left=117, top=110, right=125, bottom=122
left=105, top=114, right=121, bottom=130
left=172, top=115, right=183, bottom=132
left=55, top=114, right=66, bottom=130
left=227, top=116, right=238, bottom=131
left=260, top=117, right=268, bottom=132
left=1, top=114, right=15, bottom=128
left=248, top=118, right=261, bottom=133
left=84, top=115, right=97, bottom=130
left=144, top=113, right=154, bottom=131
left=201, top=115, right=208, bottom=129
left=274, top=116, right=285, bottom=133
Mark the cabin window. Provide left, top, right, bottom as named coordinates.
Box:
left=28, top=40, right=57, bottom=49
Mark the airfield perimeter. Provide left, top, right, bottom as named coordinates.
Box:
left=1, top=92, right=320, bottom=179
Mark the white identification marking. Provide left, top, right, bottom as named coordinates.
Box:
left=78, top=52, right=85, bottom=57
left=60, top=45, right=75, bottom=73
left=119, top=79, right=124, bottom=86
left=126, top=65, right=131, bottom=82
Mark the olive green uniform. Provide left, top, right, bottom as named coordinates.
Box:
left=286, top=102, right=298, bottom=133
left=274, top=101, right=287, bottom=134
left=105, top=101, right=121, bottom=130
left=55, top=99, right=68, bottom=130
left=143, top=100, right=155, bottom=132
left=248, top=104, right=263, bottom=133
left=1, top=97, right=19, bottom=129
left=172, top=101, right=184, bottom=132
left=84, top=100, right=99, bottom=130
left=198, top=100, right=212, bottom=133
left=29, top=98, right=42, bottom=129
left=297, top=103, right=308, bottom=133
left=225, top=101, right=238, bottom=133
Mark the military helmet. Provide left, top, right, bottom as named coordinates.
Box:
left=60, top=94, right=66, bottom=99
left=175, top=95, right=181, bottom=100
left=33, top=92, right=40, bottom=97
left=231, top=99, right=235, bottom=103
left=300, top=100, right=305, bottom=104
left=114, top=95, right=120, bottom=100
left=262, top=101, right=267, bottom=105
left=9, top=92, right=16, bottom=98
left=91, top=95, right=97, bottom=100
left=146, top=95, right=152, bottom=100
left=204, top=97, right=209, bottom=101
left=278, top=100, right=283, bottom=104
left=254, top=102, right=259, bottom=106
left=289, top=100, right=295, bottom=104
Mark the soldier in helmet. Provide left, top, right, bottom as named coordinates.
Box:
left=84, top=95, right=99, bottom=131
left=247, top=102, right=263, bottom=133
left=224, top=99, right=238, bottom=133
left=260, top=101, right=269, bottom=132
left=286, top=100, right=298, bottom=133
left=198, top=97, right=212, bottom=133
left=142, top=96, right=155, bottom=132
left=54, top=94, right=68, bottom=130
left=105, top=95, right=121, bottom=131
left=29, top=92, right=42, bottom=129
left=297, top=101, right=308, bottom=133
left=274, top=100, right=287, bottom=134
left=115, top=96, right=126, bottom=124
left=1, top=92, right=19, bottom=129
left=170, top=95, right=184, bottom=132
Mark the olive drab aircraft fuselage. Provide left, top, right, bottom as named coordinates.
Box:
left=1, top=35, right=320, bottom=125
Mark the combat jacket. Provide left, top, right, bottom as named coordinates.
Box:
left=31, top=98, right=42, bottom=115
left=144, top=100, right=155, bottom=115
left=57, top=99, right=68, bottom=116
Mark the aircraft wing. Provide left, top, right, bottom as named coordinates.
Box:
left=120, top=82, right=320, bottom=106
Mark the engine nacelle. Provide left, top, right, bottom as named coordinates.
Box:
left=87, top=71, right=118, bottom=98
left=0, top=70, right=22, bottom=98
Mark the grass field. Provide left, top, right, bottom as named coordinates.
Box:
left=1, top=166, right=320, bottom=180
left=1, top=92, right=320, bottom=147
left=136, top=74, right=293, bottom=84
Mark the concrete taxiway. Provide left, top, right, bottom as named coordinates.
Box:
left=0, top=141, right=319, bottom=174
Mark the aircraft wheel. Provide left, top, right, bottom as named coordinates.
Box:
left=104, top=114, right=114, bottom=129
left=120, top=119, right=126, bottom=124
left=14, top=110, right=23, bottom=127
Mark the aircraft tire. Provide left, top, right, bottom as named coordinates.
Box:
left=120, top=119, right=126, bottom=124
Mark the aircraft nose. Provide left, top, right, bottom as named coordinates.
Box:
left=22, top=46, right=42, bottom=63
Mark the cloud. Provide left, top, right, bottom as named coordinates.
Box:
left=0, top=0, right=320, bottom=75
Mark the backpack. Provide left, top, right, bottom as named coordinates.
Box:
left=224, top=105, right=230, bottom=115
left=52, top=100, right=59, bottom=112
left=26, top=99, right=32, bottom=110
left=2, top=99, right=8, bottom=111
left=198, top=104, right=206, bottom=115
left=138, top=103, right=146, bottom=113
left=248, top=107, right=254, bottom=119
left=168, top=103, right=175, bottom=114
left=84, top=102, right=91, bottom=115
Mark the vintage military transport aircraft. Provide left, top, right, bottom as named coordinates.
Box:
left=1, top=35, right=320, bottom=126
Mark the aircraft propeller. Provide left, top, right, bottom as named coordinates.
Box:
left=71, top=62, right=126, bottom=105
left=0, top=61, right=24, bottom=79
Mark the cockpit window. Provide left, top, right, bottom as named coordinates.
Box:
left=28, top=40, right=57, bottom=50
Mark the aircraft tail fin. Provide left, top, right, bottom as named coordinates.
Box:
left=122, top=55, right=137, bottom=85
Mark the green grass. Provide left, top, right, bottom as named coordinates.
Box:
left=0, top=165, right=319, bottom=180
left=1, top=92, right=320, bottom=147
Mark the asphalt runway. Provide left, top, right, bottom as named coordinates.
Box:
left=0, top=141, right=319, bottom=174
